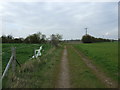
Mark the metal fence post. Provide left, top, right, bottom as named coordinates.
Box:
left=12, top=47, right=16, bottom=72
left=34, top=49, right=36, bottom=58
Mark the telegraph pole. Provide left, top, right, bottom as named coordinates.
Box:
left=85, top=28, right=88, bottom=35
left=103, top=35, right=104, bottom=39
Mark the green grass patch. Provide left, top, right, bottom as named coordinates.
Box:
left=72, top=42, right=118, bottom=81
left=2, top=43, right=52, bottom=72
left=3, top=46, right=63, bottom=88
left=67, top=45, right=105, bottom=88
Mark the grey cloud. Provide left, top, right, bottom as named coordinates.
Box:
left=2, top=2, right=118, bottom=40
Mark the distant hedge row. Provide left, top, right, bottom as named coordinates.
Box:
left=81, top=34, right=112, bottom=43
left=1, top=32, right=62, bottom=46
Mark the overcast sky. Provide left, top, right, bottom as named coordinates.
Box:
left=0, top=2, right=118, bottom=40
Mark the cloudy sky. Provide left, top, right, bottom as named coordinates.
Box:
left=0, top=2, right=118, bottom=40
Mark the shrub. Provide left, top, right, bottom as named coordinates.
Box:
left=82, top=34, right=111, bottom=43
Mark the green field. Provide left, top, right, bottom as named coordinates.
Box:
left=67, top=45, right=105, bottom=88
left=2, top=43, right=63, bottom=88
left=72, top=42, right=118, bottom=81
left=3, top=47, right=63, bottom=88
left=2, top=42, right=118, bottom=88
left=2, top=43, right=52, bottom=72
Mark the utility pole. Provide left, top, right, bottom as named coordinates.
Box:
left=103, top=35, right=104, bottom=39
left=85, top=28, right=88, bottom=35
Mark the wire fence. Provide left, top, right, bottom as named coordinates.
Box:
left=2, top=44, right=52, bottom=74
left=2, top=44, right=41, bottom=72
left=2, top=45, right=42, bottom=79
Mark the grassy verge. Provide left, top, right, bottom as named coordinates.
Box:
left=3, top=46, right=63, bottom=88
left=72, top=42, right=118, bottom=81
left=2, top=43, right=52, bottom=72
left=67, top=45, right=105, bottom=88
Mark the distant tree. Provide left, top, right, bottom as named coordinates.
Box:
left=24, top=34, right=39, bottom=43
left=1, top=35, right=7, bottom=43
left=82, top=34, right=111, bottom=43
left=24, top=32, right=47, bottom=44
left=7, top=35, right=14, bottom=43
left=40, top=34, right=46, bottom=43
left=14, top=38, right=24, bottom=43
left=1, top=32, right=63, bottom=44
left=82, top=35, right=93, bottom=43
left=50, top=34, right=62, bottom=47
left=1, top=35, right=14, bottom=43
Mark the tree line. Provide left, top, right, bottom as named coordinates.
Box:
left=1, top=32, right=117, bottom=44
left=81, top=34, right=115, bottom=43
left=1, top=32, right=62, bottom=47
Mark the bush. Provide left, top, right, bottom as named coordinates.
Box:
left=82, top=34, right=111, bottom=43
left=82, top=35, right=93, bottom=43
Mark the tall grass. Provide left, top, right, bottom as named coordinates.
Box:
left=2, top=44, right=63, bottom=88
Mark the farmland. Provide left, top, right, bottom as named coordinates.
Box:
left=1, top=1, right=118, bottom=88
left=2, top=43, right=52, bottom=72
left=3, top=44, right=62, bottom=88
left=67, top=45, right=105, bottom=88
left=72, top=42, right=118, bottom=81
left=2, top=43, right=63, bottom=88
left=2, top=42, right=118, bottom=88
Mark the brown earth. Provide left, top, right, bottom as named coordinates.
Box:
left=56, top=46, right=70, bottom=88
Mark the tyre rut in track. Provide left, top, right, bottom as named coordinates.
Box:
left=70, top=45, right=118, bottom=88
left=56, top=46, right=70, bottom=88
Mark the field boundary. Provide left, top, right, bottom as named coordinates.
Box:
left=4, top=46, right=62, bottom=88
left=2, top=45, right=44, bottom=80
left=70, top=45, right=118, bottom=88
left=2, top=47, right=20, bottom=79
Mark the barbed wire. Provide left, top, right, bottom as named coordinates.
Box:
left=2, top=44, right=48, bottom=62
left=2, top=44, right=51, bottom=70
left=2, top=44, right=41, bottom=54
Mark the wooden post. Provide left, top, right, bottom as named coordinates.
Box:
left=12, top=47, right=16, bottom=72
